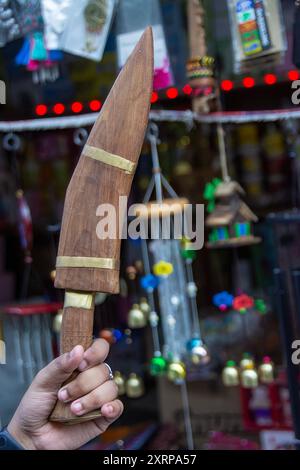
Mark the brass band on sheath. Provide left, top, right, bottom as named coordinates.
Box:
left=56, top=256, right=118, bottom=270
left=83, top=145, right=135, bottom=174
left=64, top=291, right=95, bottom=310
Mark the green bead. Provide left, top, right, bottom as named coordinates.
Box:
left=181, top=249, right=197, bottom=261
left=150, top=356, right=168, bottom=376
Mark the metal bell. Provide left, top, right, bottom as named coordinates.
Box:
left=240, top=353, right=254, bottom=370
left=258, top=356, right=274, bottom=384
left=128, top=304, right=147, bottom=329
left=114, top=371, right=126, bottom=396
left=139, top=297, right=151, bottom=315
left=53, top=310, right=63, bottom=334
left=222, top=360, right=239, bottom=386
left=241, top=365, right=258, bottom=388
left=125, top=373, right=145, bottom=398
left=187, top=338, right=210, bottom=366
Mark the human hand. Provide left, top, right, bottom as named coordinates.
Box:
left=7, top=339, right=123, bottom=450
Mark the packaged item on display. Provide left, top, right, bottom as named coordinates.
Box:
left=41, top=0, right=73, bottom=50
left=116, top=0, right=173, bottom=90
left=227, top=0, right=287, bottom=73
left=249, top=386, right=272, bottom=426
left=61, top=0, right=115, bottom=61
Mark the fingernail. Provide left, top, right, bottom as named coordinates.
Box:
left=72, top=402, right=83, bottom=414
left=58, top=388, right=69, bottom=402
left=78, top=359, right=88, bottom=371
left=70, top=346, right=78, bottom=358
left=104, top=405, right=114, bottom=415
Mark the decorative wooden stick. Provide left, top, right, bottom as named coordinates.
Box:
left=186, top=0, right=216, bottom=113
left=49, top=27, right=154, bottom=424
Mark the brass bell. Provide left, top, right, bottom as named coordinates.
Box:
left=53, top=309, right=63, bottom=333
left=258, top=356, right=274, bottom=384
left=167, top=361, right=186, bottom=383
left=241, top=364, right=258, bottom=389
left=128, top=304, right=147, bottom=329
left=222, top=360, right=239, bottom=387
left=240, top=353, right=254, bottom=370
left=125, top=373, right=145, bottom=398
left=139, top=298, right=151, bottom=315
left=114, top=371, right=126, bottom=396
left=50, top=270, right=56, bottom=282
left=189, top=341, right=210, bottom=366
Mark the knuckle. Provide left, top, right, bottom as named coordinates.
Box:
left=93, top=339, right=109, bottom=358
left=110, top=381, right=119, bottom=398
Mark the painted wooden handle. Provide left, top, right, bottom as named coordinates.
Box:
left=49, top=305, right=101, bottom=424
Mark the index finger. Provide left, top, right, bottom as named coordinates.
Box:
left=78, top=338, right=110, bottom=372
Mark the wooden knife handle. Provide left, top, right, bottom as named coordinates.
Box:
left=49, top=301, right=102, bottom=424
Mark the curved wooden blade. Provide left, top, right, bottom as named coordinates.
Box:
left=55, top=27, right=153, bottom=294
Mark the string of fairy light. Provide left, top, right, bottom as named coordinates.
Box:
left=33, top=69, right=300, bottom=117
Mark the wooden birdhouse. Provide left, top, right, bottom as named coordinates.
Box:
left=205, top=181, right=261, bottom=248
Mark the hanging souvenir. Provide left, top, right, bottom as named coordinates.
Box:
left=0, top=0, right=21, bottom=46
left=116, top=0, right=173, bottom=90
left=14, top=0, right=63, bottom=83
left=258, top=356, right=274, bottom=384
left=222, top=360, right=240, bottom=386
left=125, top=373, right=145, bottom=398
left=114, top=370, right=126, bottom=396
left=61, top=0, right=115, bottom=61
left=204, top=125, right=261, bottom=249
left=186, top=0, right=216, bottom=113
left=227, top=0, right=287, bottom=73
left=41, top=0, right=73, bottom=50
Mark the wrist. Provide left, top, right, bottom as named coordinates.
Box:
left=7, top=422, right=37, bottom=450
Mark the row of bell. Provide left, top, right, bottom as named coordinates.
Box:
left=222, top=356, right=274, bottom=388
left=114, top=372, right=145, bottom=398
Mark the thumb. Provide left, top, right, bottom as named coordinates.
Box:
left=34, top=345, right=84, bottom=393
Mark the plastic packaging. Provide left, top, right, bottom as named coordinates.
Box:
left=227, top=0, right=287, bottom=73
left=61, top=0, right=116, bottom=61
left=116, top=0, right=173, bottom=90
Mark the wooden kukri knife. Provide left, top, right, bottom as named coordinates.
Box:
left=50, top=27, right=153, bottom=424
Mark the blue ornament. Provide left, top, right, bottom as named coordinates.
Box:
left=213, top=291, right=234, bottom=311
left=140, top=274, right=159, bottom=291
left=186, top=337, right=202, bottom=351
left=113, top=329, right=123, bottom=342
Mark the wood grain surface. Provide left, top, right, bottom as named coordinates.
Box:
left=55, top=27, right=154, bottom=294
left=49, top=27, right=153, bottom=424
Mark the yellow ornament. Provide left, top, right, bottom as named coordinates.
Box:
left=258, top=357, right=274, bottom=384
left=50, top=270, right=56, bottom=282
left=114, top=371, right=126, bottom=396
left=222, top=361, right=239, bottom=387
left=153, top=261, right=174, bottom=277
left=128, top=304, right=147, bottom=329
left=125, top=373, right=145, bottom=398
left=167, top=361, right=186, bottom=383
left=53, top=310, right=63, bottom=334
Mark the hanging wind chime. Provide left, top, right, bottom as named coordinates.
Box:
left=133, top=122, right=210, bottom=450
